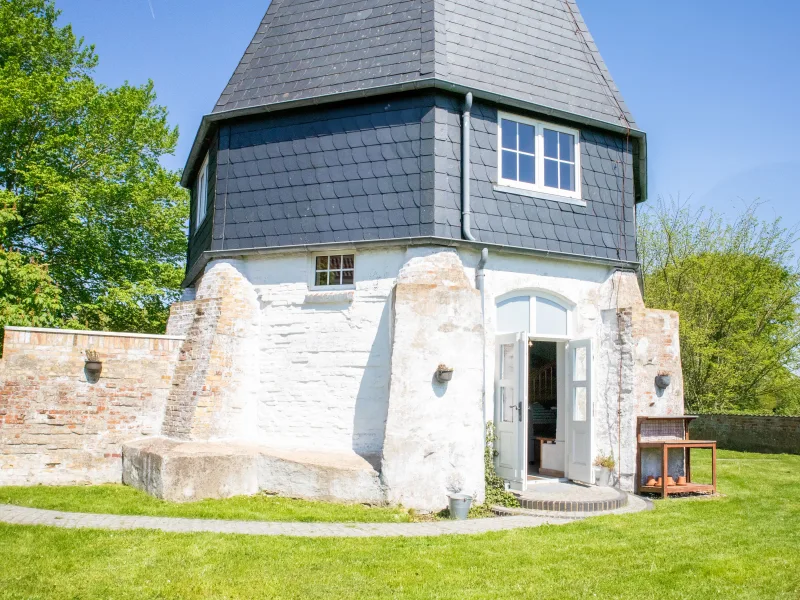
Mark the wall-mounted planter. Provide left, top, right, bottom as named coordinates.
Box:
left=85, top=361, right=103, bottom=376
left=435, top=365, right=454, bottom=383
left=655, top=374, right=671, bottom=390
left=84, top=349, right=102, bottom=379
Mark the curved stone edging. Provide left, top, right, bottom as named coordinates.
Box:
left=0, top=496, right=650, bottom=538
left=494, top=494, right=653, bottom=520
left=516, top=488, right=629, bottom=513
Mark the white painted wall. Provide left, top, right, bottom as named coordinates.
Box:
left=201, top=245, right=666, bottom=495
left=458, top=247, right=641, bottom=487
left=236, top=248, right=406, bottom=457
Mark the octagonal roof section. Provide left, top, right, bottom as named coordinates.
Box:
left=213, top=0, right=638, bottom=131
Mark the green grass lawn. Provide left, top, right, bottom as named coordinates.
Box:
left=0, top=484, right=412, bottom=523
left=1, top=450, right=798, bottom=599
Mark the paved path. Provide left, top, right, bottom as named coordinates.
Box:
left=0, top=495, right=650, bottom=538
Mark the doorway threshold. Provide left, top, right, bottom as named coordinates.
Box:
left=527, top=474, right=568, bottom=486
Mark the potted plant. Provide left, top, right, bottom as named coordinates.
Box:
left=655, top=371, right=671, bottom=390
left=435, top=364, right=454, bottom=383
left=593, top=454, right=616, bottom=487
left=84, top=349, right=103, bottom=378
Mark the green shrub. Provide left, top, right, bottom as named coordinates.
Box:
left=484, top=422, right=520, bottom=508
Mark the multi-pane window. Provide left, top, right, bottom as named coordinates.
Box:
left=498, top=113, right=581, bottom=201
left=195, top=152, right=209, bottom=229
left=544, top=129, right=576, bottom=192
left=500, top=343, right=516, bottom=423
left=314, top=254, right=354, bottom=287
left=501, top=118, right=536, bottom=184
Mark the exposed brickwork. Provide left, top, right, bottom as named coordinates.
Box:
left=162, top=260, right=261, bottom=441
left=630, top=308, right=684, bottom=416
left=690, top=414, right=800, bottom=455
left=599, top=299, right=685, bottom=490
left=161, top=298, right=223, bottom=438
left=165, top=301, right=197, bottom=337
left=0, top=328, right=182, bottom=485
left=627, top=307, right=686, bottom=485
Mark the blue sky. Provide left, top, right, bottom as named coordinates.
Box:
left=58, top=0, right=800, bottom=226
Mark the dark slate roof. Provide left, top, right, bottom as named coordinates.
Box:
left=213, top=0, right=637, bottom=130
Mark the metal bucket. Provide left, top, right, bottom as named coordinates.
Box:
left=447, top=494, right=473, bottom=520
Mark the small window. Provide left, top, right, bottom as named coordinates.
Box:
left=195, top=153, right=209, bottom=229
left=497, top=113, right=581, bottom=201
left=314, top=254, right=355, bottom=287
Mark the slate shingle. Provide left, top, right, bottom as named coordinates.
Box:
left=430, top=95, right=637, bottom=260
left=198, top=85, right=637, bottom=264
left=213, top=0, right=635, bottom=130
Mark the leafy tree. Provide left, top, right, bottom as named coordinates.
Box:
left=638, top=199, right=800, bottom=415
left=0, top=0, right=187, bottom=334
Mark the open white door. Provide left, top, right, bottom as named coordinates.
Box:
left=567, top=339, right=593, bottom=483
left=494, top=332, right=528, bottom=489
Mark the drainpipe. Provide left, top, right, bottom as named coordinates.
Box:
left=475, top=247, right=488, bottom=293
left=461, top=92, right=476, bottom=241
left=476, top=247, right=489, bottom=464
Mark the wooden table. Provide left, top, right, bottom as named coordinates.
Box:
left=636, top=416, right=717, bottom=498
left=636, top=440, right=717, bottom=498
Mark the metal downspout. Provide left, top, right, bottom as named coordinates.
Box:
left=461, top=92, right=475, bottom=241
left=476, top=247, right=489, bottom=461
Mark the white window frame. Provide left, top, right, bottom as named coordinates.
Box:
left=497, top=112, right=582, bottom=203
left=529, top=293, right=572, bottom=342
left=309, top=251, right=356, bottom=290
left=495, top=290, right=575, bottom=340
left=195, top=152, right=209, bottom=230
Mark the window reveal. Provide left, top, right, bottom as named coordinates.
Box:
left=195, top=152, right=209, bottom=229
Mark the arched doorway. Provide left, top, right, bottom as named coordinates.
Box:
left=494, top=292, right=593, bottom=490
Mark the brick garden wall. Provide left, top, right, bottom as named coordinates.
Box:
left=0, top=327, right=183, bottom=485
left=690, top=414, right=800, bottom=455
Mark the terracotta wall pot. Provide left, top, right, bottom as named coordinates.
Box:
left=84, top=361, right=103, bottom=377
left=677, top=476, right=687, bottom=486
left=645, top=476, right=657, bottom=487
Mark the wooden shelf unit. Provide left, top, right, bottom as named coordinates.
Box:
left=636, top=417, right=717, bottom=498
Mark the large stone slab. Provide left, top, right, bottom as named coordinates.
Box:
left=122, top=438, right=384, bottom=504
left=257, top=448, right=384, bottom=504
left=122, top=438, right=260, bottom=502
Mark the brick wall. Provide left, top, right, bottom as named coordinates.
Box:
left=0, top=327, right=183, bottom=485
left=165, top=301, right=196, bottom=337
left=162, top=260, right=261, bottom=441
left=690, top=414, right=800, bottom=455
